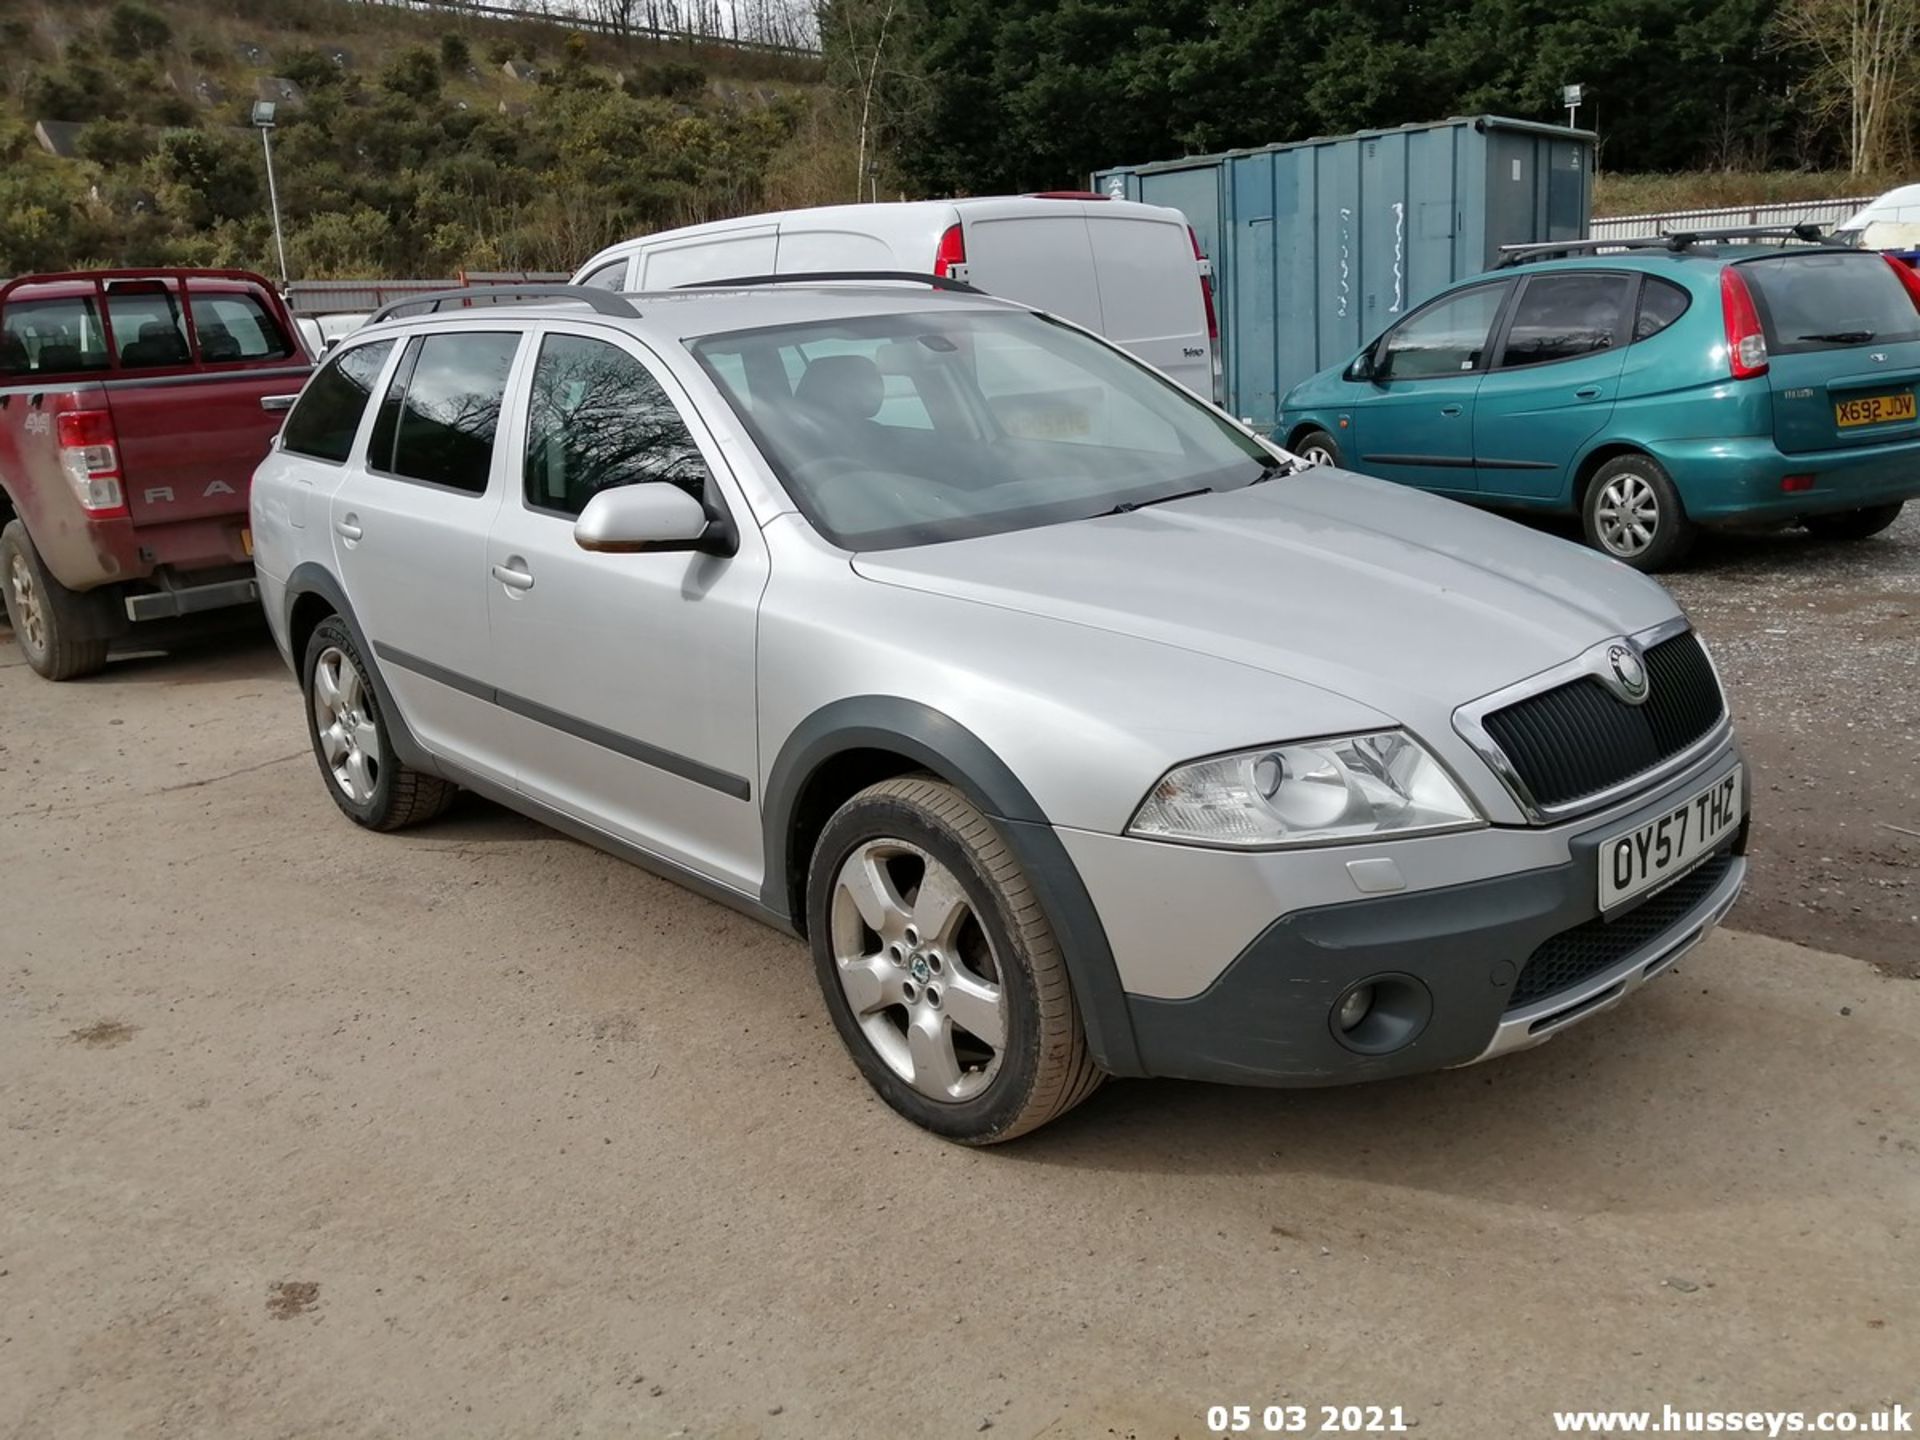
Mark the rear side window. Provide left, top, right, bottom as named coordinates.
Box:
left=1498, top=273, right=1633, bottom=367
left=107, top=286, right=191, bottom=369
left=1739, top=252, right=1920, bottom=354
left=282, top=340, right=395, bottom=463
left=193, top=292, right=294, bottom=362
left=370, top=331, right=520, bottom=494
left=1, top=294, right=110, bottom=375
left=1634, top=278, right=1691, bottom=341
left=578, top=259, right=628, bottom=291
left=524, top=334, right=709, bottom=515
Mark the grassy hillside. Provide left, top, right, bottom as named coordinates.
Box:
left=0, top=0, right=853, bottom=277
left=1593, top=169, right=1916, bottom=218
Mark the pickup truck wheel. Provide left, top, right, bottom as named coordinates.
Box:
left=1581, top=455, right=1695, bottom=571
left=301, top=616, right=455, bottom=831
left=1, top=521, right=110, bottom=681
left=1803, top=502, right=1903, bottom=541
left=807, top=776, right=1104, bottom=1144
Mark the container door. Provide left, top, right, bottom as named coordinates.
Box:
left=1737, top=253, right=1920, bottom=455
left=1347, top=280, right=1511, bottom=493
left=1473, top=271, right=1631, bottom=501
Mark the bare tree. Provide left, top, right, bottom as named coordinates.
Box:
left=822, top=0, right=916, bottom=200
left=1775, top=0, right=1920, bottom=173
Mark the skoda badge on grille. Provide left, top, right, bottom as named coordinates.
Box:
left=1606, top=643, right=1650, bottom=704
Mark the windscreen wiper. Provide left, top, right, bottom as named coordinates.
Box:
left=1100, top=486, right=1213, bottom=516
left=1247, top=458, right=1301, bottom=484
left=1798, top=330, right=1874, bottom=343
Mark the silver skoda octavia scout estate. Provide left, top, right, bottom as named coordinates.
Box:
left=251, top=278, right=1748, bottom=1143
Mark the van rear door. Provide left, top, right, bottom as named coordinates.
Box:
left=959, top=203, right=1105, bottom=335
left=1082, top=209, right=1213, bottom=397
left=1739, top=251, right=1920, bottom=455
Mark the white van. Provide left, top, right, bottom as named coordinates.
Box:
left=1833, top=184, right=1920, bottom=253
left=571, top=195, right=1222, bottom=401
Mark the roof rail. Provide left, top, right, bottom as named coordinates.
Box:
left=1496, top=222, right=1835, bottom=269
left=367, top=284, right=639, bottom=326
left=675, top=270, right=986, bottom=296
left=1660, top=222, right=1829, bottom=246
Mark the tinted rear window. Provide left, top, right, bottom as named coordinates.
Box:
left=1, top=294, right=110, bottom=376
left=283, top=340, right=394, bottom=463
left=370, top=331, right=519, bottom=494
left=1499, top=273, right=1633, bottom=367
left=1740, top=253, right=1920, bottom=354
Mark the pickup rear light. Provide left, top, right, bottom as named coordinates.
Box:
left=1886, top=252, right=1920, bottom=312
left=1189, top=225, right=1225, bottom=405
left=933, top=223, right=968, bottom=282
left=1720, top=268, right=1768, bottom=379
left=56, top=409, right=127, bottom=517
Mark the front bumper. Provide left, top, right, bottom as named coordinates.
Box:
left=1068, top=745, right=1749, bottom=1087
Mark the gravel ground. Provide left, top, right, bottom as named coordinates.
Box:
left=1, top=632, right=1916, bottom=1440
left=1660, top=507, right=1920, bottom=977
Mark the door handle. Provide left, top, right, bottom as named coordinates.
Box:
left=491, top=560, right=535, bottom=592
left=1575, top=386, right=1604, bottom=400
left=260, top=393, right=299, bottom=413
left=1440, top=404, right=1464, bottom=417
left=335, top=515, right=363, bottom=541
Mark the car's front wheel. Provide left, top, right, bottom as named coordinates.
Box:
left=301, top=615, right=456, bottom=831
left=1803, top=502, right=1903, bottom=541
left=1581, top=454, right=1695, bottom=571
left=1293, top=427, right=1342, bottom=468
left=807, top=776, right=1103, bottom=1143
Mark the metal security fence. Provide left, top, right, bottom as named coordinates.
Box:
left=1590, top=196, right=1870, bottom=240
left=285, top=273, right=568, bottom=315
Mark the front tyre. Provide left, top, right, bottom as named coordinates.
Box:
left=301, top=615, right=455, bottom=831
left=1581, top=454, right=1695, bottom=571
left=1292, top=428, right=1342, bottom=468
left=1803, top=502, right=1903, bottom=541
left=807, top=777, right=1103, bottom=1143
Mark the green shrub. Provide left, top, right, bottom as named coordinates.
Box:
left=627, top=61, right=707, bottom=102
left=279, top=46, right=344, bottom=92
left=486, top=40, right=515, bottom=67
left=77, top=119, right=155, bottom=167
left=439, top=33, right=471, bottom=73
left=104, top=2, right=171, bottom=61
left=381, top=47, right=441, bottom=101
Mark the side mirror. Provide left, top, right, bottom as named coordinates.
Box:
left=573, top=484, right=735, bottom=557
left=1346, top=347, right=1380, bottom=384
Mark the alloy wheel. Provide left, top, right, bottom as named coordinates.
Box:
left=1595, top=472, right=1660, bottom=558
left=311, top=646, right=381, bottom=804
left=8, top=554, right=46, bottom=657
left=1300, top=442, right=1337, bottom=467
left=829, top=839, right=1007, bottom=1103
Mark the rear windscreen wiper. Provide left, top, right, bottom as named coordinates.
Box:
left=1100, top=486, right=1213, bottom=516
left=1798, top=330, right=1874, bottom=343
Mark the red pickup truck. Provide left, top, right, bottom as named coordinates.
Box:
left=0, top=269, right=310, bottom=679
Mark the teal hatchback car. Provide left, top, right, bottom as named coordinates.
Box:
left=1276, top=229, right=1920, bottom=569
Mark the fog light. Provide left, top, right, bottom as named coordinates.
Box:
left=1335, top=983, right=1375, bottom=1033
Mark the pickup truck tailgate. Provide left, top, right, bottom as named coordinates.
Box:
left=106, top=365, right=308, bottom=525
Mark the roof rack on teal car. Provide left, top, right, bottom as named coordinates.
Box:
left=1495, top=223, right=1839, bottom=268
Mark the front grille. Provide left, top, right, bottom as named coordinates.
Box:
left=1508, top=853, right=1735, bottom=1009
left=1483, top=631, right=1724, bottom=811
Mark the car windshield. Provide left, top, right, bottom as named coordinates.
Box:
left=688, top=308, right=1272, bottom=550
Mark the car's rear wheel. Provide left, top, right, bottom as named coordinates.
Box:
left=1293, top=428, right=1342, bottom=468
left=807, top=776, right=1103, bottom=1143
left=1803, top=502, right=1903, bottom=541
left=301, top=615, right=455, bottom=831
left=0, top=521, right=110, bottom=681
left=1581, top=455, right=1695, bottom=571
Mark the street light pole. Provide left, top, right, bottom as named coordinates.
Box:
left=251, top=101, right=289, bottom=289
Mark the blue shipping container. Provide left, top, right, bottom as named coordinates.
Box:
left=1093, top=116, right=1594, bottom=430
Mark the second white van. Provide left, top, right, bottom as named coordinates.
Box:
left=571, top=195, right=1222, bottom=401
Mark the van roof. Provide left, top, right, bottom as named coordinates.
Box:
left=353, top=280, right=1023, bottom=346
left=585, top=194, right=1187, bottom=250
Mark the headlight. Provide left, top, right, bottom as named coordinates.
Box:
left=1127, top=730, right=1482, bottom=848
